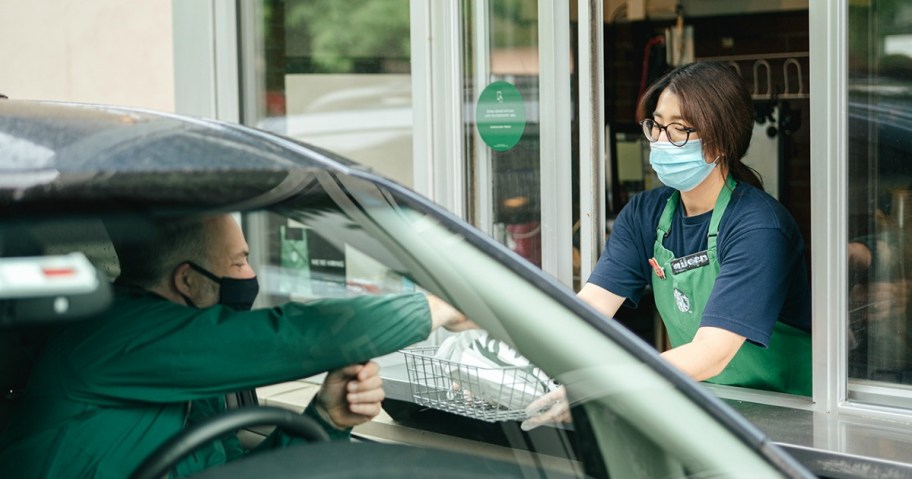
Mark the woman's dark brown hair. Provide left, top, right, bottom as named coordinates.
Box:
left=636, top=61, right=763, bottom=189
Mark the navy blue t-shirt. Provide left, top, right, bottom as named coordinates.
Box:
left=587, top=182, right=810, bottom=347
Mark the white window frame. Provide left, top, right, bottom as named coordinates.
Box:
left=172, top=0, right=240, bottom=122
left=809, top=0, right=845, bottom=416
left=412, top=0, right=582, bottom=288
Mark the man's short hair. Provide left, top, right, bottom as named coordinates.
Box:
left=112, top=216, right=213, bottom=288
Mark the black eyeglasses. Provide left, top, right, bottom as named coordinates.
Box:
left=639, top=119, right=697, bottom=147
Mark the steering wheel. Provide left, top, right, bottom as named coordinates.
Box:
left=130, top=406, right=330, bottom=479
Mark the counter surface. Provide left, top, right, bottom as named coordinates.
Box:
left=254, top=364, right=912, bottom=478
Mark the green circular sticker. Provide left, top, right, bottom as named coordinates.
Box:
left=475, top=81, right=526, bottom=152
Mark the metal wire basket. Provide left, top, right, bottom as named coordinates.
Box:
left=400, top=346, right=551, bottom=422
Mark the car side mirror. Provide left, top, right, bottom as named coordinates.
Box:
left=0, top=253, right=112, bottom=328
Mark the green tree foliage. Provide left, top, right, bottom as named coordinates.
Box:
left=286, top=0, right=410, bottom=72
left=489, top=0, right=538, bottom=49
left=279, top=0, right=538, bottom=73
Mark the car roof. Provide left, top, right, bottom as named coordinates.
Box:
left=0, top=100, right=362, bottom=217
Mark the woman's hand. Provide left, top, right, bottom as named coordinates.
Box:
left=520, top=386, right=571, bottom=431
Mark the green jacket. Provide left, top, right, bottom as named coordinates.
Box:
left=0, top=289, right=431, bottom=478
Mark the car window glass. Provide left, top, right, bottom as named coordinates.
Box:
left=240, top=173, right=784, bottom=478
left=245, top=206, right=587, bottom=476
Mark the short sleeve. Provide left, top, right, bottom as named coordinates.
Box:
left=586, top=190, right=669, bottom=307
left=700, top=227, right=800, bottom=347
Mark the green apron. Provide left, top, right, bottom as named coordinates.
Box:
left=651, top=176, right=811, bottom=396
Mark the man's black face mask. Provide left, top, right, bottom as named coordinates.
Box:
left=181, top=261, right=260, bottom=311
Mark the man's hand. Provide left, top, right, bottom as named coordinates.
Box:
left=852, top=280, right=911, bottom=323
left=314, top=361, right=385, bottom=430
left=427, top=294, right=477, bottom=332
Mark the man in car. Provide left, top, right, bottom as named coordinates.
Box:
left=0, top=214, right=469, bottom=478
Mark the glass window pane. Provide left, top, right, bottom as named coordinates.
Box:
left=245, top=0, right=414, bottom=186
left=464, top=1, right=545, bottom=269
left=848, top=1, right=912, bottom=396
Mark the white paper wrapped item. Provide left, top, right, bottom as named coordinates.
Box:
left=433, top=331, right=556, bottom=411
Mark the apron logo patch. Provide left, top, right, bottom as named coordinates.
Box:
left=674, top=288, right=691, bottom=313
left=670, top=251, right=710, bottom=275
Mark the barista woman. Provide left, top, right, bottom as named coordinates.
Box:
left=524, top=61, right=810, bottom=430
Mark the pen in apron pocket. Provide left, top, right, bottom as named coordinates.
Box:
left=648, top=257, right=665, bottom=280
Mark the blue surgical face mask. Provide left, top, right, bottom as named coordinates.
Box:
left=649, top=139, right=716, bottom=192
